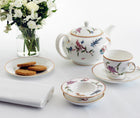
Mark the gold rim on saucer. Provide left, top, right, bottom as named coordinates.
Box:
left=63, top=92, right=105, bottom=104
left=92, top=62, right=140, bottom=83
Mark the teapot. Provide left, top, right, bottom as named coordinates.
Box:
left=56, top=22, right=114, bottom=66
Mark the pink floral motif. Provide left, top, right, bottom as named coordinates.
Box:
left=81, top=58, right=86, bottom=60
left=107, top=66, right=117, bottom=74
left=81, top=98, right=88, bottom=101
left=100, top=45, right=107, bottom=54
left=106, top=62, right=123, bottom=75
left=76, top=40, right=85, bottom=50
left=76, top=28, right=82, bottom=33
left=81, top=78, right=89, bottom=81
left=67, top=40, right=94, bottom=56
left=76, top=93, right=85, bottom=96
left=67, top=80, right=76, bottom=85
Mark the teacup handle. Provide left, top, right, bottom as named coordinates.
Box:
left=56, top=34, right=71, bottom=60
left=126, top=62, right=136, bottom=73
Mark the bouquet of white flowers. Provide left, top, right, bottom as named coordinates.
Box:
left=0, top=0, right=56, bottom=56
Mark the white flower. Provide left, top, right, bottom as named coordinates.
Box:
left=0, top=1, right=2, bottom=8
left=14, top=9, right=23, bottom=18
left=47, top=0, right=56, bottom=9
left=30, top=11, right=38, bottom=19
left=7, top=14, right=12, bottom=21
left=22, top=0, right=27, bottom=5
left=27, top=21, right=37, bottom=29
left=36, top=25, right=42, bottom=29
left=32, top=0, right=41, bottom=4
left=0, top=0, right=12, bottom=8
left=41, top=19, right=46, bottom=25
left=47, top=10, right=52, bottom=16
left=14, top=0, right=22, bottom=8
left=34, top=13, right=38, bottom=19
left=36, top=16, right=41, bottom=22
left=24, top=15, right=31, bottom=21
left=9, top=3, right=14, bottom=14
left=26, top=2, right=39, bottom=12
left=24, top=13, right=38, bottom=22
left=47, top=0, right=56, bottom=16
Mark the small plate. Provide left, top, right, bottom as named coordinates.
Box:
left=92, top=62, right=140, bottom=83
left=61, top=78, right=105, bottom=98
left=63, top=92, right=105, bottom=106
left=5, top=57, right=55, bottom=77
left=63, top=92, right=104, bottom=103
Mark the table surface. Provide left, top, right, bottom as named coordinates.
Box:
left=0, top=0, right=140, bottom=118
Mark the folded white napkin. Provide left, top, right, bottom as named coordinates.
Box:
left=0, top=79, right=54, bottom=108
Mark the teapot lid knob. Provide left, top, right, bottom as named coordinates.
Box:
left=84, top=21, right=89, bottom=27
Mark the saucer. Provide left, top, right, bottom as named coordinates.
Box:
left=63, top=92, right=105, bottom=106
left=5, top=57, right=55, bottom=77
left=92, top=62, right=140, bottom=83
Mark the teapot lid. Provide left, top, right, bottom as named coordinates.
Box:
left=71, top=22, right=103, bottom=38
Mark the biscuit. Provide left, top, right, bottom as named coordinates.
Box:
left=28, top=65, right=47, bottom=71
left=15, top=69, right=36, bottom=76
left=17, top=62, right=36, bottom=67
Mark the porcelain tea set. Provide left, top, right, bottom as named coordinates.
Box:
left=56, top=21, right=140, bottom=105
left=3, top=22, right=140, bottom=107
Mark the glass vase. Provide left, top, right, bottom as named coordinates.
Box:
left=16, top=26, right=40, bottom=57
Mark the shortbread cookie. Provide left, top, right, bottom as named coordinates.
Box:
left=17, top=62, right=36, bottom=67
left=28, top=65, right=47, bottom=71
left=15, top=69, right=36, bottom=76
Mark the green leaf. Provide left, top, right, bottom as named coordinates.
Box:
left=120, top=73, right=124, bottom=75
left=106, top=62, right=110, bottom=65
left=77, top=52, right=79, bottom=56
left=67, top=48, right=70, bottom=53
left=87, top=29, right=91, bottom=33
left=81, top=50, right=85, bottom=53
left=89, top=49, right=93, bottom=53
left=117, top=62, right=121, bottom=71
left=52, top=9, right=57, bottom=12
left=2, top=4, right=10, bottom=11
left=52, top=0, right=56, bottom=3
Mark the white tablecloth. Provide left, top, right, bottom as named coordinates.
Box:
left=0, top=0, right=140, bottom=117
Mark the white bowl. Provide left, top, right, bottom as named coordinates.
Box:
left=61, top=78, right=106, bottom=105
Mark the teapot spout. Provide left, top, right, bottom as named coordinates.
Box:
left=104, top=25, right=115, bottom=36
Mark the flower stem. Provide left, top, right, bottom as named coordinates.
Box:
left=28, top=38, right=36, bottom=56
left=19, top=26, right=39, bottom=56
left=23, top=39, right=25, bottom=56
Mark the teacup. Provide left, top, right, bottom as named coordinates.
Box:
left=103, top=50, right=136, bottom=80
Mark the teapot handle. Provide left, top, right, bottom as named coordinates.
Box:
left=56, top=34, right=71, bottom=60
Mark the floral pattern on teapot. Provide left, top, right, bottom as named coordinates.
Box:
left=66, top=37, right=106, bottom=58
left=74, top=27, right=96, bottom=34
left=100, top=45, right=107, bottom=54
left=66, top=40, right=94, bottom=56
